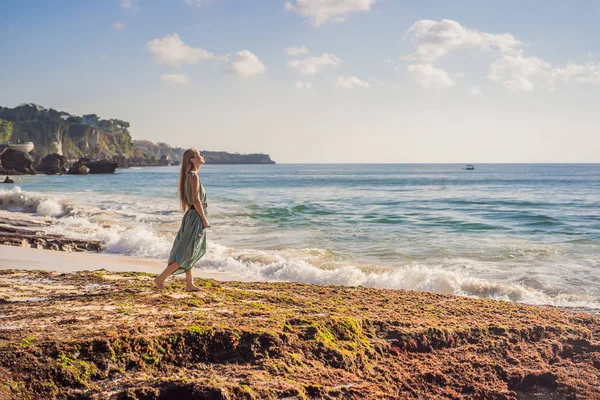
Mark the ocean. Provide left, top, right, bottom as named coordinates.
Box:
left=1, top=164, right=599, bottom=311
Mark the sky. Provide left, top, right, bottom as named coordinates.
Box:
left=1, top=0, right=599, bottom=163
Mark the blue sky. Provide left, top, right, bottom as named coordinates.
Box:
left=1, top=0, right=599, bottom=163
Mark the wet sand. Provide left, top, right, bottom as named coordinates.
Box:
left=0, top=244, right=245, bottom=282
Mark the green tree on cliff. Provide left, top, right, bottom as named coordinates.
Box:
left=0, top=120, right=13, bottom=142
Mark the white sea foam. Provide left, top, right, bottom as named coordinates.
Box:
left=196, top=243, right=600, bottom=310
left=102, top=227, right=172, bottom=258
left=36, top=198, right=64, bottom=217
left=0, top=186, right=67, bottom=217
left=50, top=221, right=172, bottom=258
left=0, top=187, right=173, bottom=258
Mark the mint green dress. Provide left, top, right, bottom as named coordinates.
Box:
left=168, top=172, right=207, bottom=275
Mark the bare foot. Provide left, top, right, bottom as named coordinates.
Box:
left=186, top=285, right=202, bottom=292
left=154, top=277, right=165, bottom=290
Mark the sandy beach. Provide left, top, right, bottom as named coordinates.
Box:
left=0, top=245, right=247, bottom=282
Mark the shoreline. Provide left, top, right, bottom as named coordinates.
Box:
left=0, top=265, right=598, bottom=399
left=0, top=244, right=248, bottom=283
left=1, top=243, right=599, bottom=316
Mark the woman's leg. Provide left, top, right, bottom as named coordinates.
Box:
left=154, top=261, right=180, bottom=289
left=185, top=269, right=201, bottom=292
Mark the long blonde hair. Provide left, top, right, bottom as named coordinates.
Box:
left=178, top=148, right=198, bottom=212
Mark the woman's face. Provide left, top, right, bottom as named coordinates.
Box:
left=192, top=150, right=205, bottom=167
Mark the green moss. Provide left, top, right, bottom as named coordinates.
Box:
left=238, top=384, right=257, bottom=398
left=141, top=352, right=160, bottom=365
left=199, top=279, right=220, bottom=288
left=308, top=322, right=336, bottom=348
left=116, top=302, right=133, bottom=314
left=337, top=317, right=361, bottom=336
left=187, top=325, right=213, bottom=336
left=92, top=271, right=107, bottom=281
left=57, top=353, right=94, bottom=386
left=184, top=298, right=203, bottom=308
left=19, top=337, right=35, bottom=347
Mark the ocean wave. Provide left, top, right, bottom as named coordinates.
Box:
left=102, top=227, right=172, bottom=258
left=0, top=187, right=175, bottom=258
left=197, top=244, right=600, bottom=310
left=0, top=186, right=68, bottom=217
left=2, top=186, right=599, bottom=310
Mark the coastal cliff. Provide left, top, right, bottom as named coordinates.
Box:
left=0, top=104, right=275, bottom=165
left=0, top=268, right=598, bottom=399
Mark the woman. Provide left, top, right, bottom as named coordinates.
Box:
left=154, top=148, right=211, bottom=291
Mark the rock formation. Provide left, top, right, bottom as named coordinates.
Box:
left=0, top=148, right=36, bottom=174
left=36, top=153, right=68, bottom=175
left=88, top=160, right=118, bottom=174
left=0, top=224, right=104, bottom=252
left=67, top=158, right=90, bottom=175
left=1, top=104, right=276, bottom=166
left=67, top=158, right=118, bottom=174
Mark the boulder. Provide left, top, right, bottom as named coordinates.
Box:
left=37, top=153, right=68, bottom=175
left=67, top=158, right=90, bottom=175
left=0, top=149, right=36, bottom=174
left=88, top=160, right=118, bottom=174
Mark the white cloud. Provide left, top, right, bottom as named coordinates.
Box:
left=334, top=76, right=371, bottom=89
left=113, top=22, right=125, bottom=30
left=490, top=56, right=600, bottom=91
left=288, top=53, right=341, bottom=75
left=402, top=19, right=600, bottom=92
left=284, top=0, right=375, bottom=26
left=488, top=54, right=551, bottom=91
left=404, top=19, right=523, bottom=62
left=295, top=81, right=313, bottom=89
left=504, top=77, right=534, bottom=91
left=407, top=64, right=456, bottom=88
left=286, top=46, right=310, bottom=56
left=551, top=62, right=600, bottom=86
left=184, top=0, right=211, bottom=7
left=160, top=73, right=190, bottom=86
left=471, top=87, right=482, bottom=96
left=226, top=50, right=266, bottom=78
left=146, top=34, right=219, bottom=68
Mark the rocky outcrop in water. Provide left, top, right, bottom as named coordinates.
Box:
left=67, top=158, right=89, bottom=175
left=87, top=160, right=118, bottom=174
left=36, top=153, right=68, bottom=175
left=67, top=158, right=118, bottom=174
left=0, top=269, right=598, bottom=399
left=0, top=148, right=36, bottom=175
left=203, top=151, right=275, bottom=164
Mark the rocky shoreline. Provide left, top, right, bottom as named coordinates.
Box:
left=0, top=269, right=598, bottom=399
left=0, top=217, right=104, bottom=252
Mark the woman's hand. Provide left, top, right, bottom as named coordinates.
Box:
left=202, top=219, right=211, bottom=228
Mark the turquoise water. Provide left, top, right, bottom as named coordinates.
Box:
left=1, top=164, right=599, bottom=309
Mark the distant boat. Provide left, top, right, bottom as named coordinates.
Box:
left=0, top=141, right=35, bottom=153
left=464, top=164, right=475, bottom=170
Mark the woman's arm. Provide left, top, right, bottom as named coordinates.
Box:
left=189, top=173, right=211, bottom=228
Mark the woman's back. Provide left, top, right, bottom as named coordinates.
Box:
left=184, top=172, right=205, bottom=206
